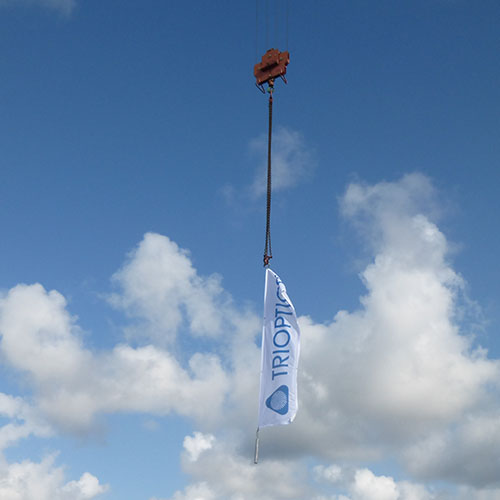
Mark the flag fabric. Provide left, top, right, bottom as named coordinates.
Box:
left=258, top=268, right=301, bottom=428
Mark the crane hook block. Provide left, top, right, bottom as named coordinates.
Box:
left=254, top=48, right=290, bottom=87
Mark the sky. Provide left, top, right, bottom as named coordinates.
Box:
left=0, top=0, right=500, bottom=499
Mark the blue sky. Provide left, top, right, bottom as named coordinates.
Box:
left=1, top=1, right=500, bottom=499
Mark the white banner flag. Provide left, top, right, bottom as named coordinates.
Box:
left=258, top=268, right=301, bottom=428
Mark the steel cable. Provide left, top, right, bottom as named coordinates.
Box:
left=264, top=88, right=273, bottom=266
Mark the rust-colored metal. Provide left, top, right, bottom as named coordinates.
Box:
left=254, top=48, right=290, bottom=87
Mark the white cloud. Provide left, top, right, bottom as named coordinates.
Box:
left=169, top=436, right=311, bottom=500
left=342, top=468, right=435, bottom=500
left=0, top=284, right=90, bottom=383
left=313, top=467, right=433, bottom=500
left=278, top=173, right=498, bottom=459
left=183, top=432, right=215, bottom=462
left=241, top=173, right=497, bottom=466
left=1, top=174, right=500, bottom=498
left=455, top=486, right=500, bottom=500
left=161, top=482, right=215, bottom=500
left=404, top=411, right=500, bottom=487
left=396, top=482, right=435, bottom=500
left=169, top=174, right=500, bottom=497
left=350, top=469, right=399, bottom=500
left=0, top=0, right=76, bottom=15
left=169, top=455, right=438, bottom=500
left=0, top=393, right=52, bottom=450
left=61, top=472, right=108, bottom=499
left=109, top=233, right=227, bottom=344
left=0, top=454, right=107, bottom=500
left=0, top=280, right=230, bottom=432
left=250, top=127, right=314, bottom=196
left=314, top=464, right=343, bottom=484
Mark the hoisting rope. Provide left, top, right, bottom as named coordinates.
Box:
left=263, top=80, right=274, bottom=267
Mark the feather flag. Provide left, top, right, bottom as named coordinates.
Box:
left=257, top=268, right=301, bottom=429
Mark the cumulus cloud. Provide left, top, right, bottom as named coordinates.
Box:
left=313, top=465, right=436, bottom=500
left=0, top=395, right=104, bottom=500
left=169, top=454, right=437, bottom=500
left=0, top=393, right=52, bottom=450
left=0, top=280, right=230, bottom=432
left=163, top=173, right=500, bottom=498
left=183, top=432, right=215, bottom=462
left=0, top=454, right=107, bottom=500
left=314, top=464, right=343, bottom=484
left=109, top=233, right=228, bottom=344
left=1, top=173, right=500, bottom=498
left=269, top=173, right=498, bottom=459
left=161, top=482, right=215, bottom=500
left=166, top=434, right=310, bottom=500
left=215, top=174, right=498, bottom=472
left=250, top=127, right=314, bottom=196
left=404, top=411, right=500, bottom=487
left=344, top=468, right=435, bottom=500
left=0, top=0, right=76, bottom=15
left=349, top=469, right=399, bottom=500
left=455, top=486, right=500, bottom=500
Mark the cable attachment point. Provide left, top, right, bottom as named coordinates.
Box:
left=267, top=79, right=275, bottom=101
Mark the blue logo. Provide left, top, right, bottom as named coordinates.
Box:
left=266, top=385, right=289, bottom=415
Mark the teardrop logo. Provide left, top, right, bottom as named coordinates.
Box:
left=265, top=385, right=289, bottom=415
